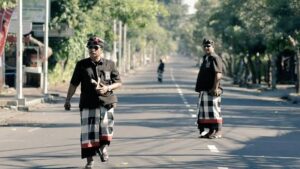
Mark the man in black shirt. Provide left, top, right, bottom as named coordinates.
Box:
left=195, top=38, right=223, bottom=139
left=64, top=36, right=122, bottom=168
left=157, top=59, right=165, bottom=82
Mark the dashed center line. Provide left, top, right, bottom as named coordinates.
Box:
left=171, top=68, right=196, bottom=116
left=28, top=127, right=40, bottom=132
left=208, top=145, right=219, bottom=153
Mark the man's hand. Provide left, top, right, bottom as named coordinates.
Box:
left=208, top=88, right=222, bottom=97
left=64, top=100, right=71, bottom=110
left=91, top=79, right=109, bottom=95
left=96, top=82, right=109, bottom=95
left=91, top=79, right=98, bottom=87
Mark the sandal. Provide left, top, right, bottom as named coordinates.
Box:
left=209, top=135, right=222, bottom=139
left=97, top=145, right=109, bottom=162
left=209, top=132, right=222, bottom=139
left=85, top=158, right=94, bottom=169
left=100, top=150, right=109, bottom=162
left=200, top=130, right=214, bottom=138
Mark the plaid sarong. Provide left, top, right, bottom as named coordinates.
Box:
left=158, top=71, right=163, bottom=81
left=80, top=107, right=114, bottom=148
left=197, top=91, right=222, bottom=126
left=158, top=71, right=163, bottom=78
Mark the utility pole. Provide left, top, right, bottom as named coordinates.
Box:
left=1, top=52, right=5, bottom=90
left=112, top=19, right=117, bottom=64
left=43, top=0, right=49, bottom=95
left=127, top=41, right=131, bottom=71
left=118, top=20, right=122, bottom=72
left=16, top=0, right=24, bottom=103
left=122, top=23, right=127, bottom=73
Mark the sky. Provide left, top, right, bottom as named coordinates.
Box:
left=182, top=0, right=197, bottom=14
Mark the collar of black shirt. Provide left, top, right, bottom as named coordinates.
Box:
left=90, top=58, right=104, bottom=65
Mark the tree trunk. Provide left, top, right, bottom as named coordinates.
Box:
left=296, top=47, right=300, bottom=93
left=248, top=55, right=257, bottom=84
left=243, top=57, right=250, bottom=85
left=267, top=54, right=271, bottom=88
left=287, top=35, right=300, bottom=93
left=271, top=53, right=277, bottom=89
left=257, top=58, right=262, bottom=84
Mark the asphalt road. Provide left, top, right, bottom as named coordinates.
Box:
left=0, top=56, right=300, bottom=169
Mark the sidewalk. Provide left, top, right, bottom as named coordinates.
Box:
left=0, top=85, right=65, bottom=125
left=222, top=75, right=300, bottom=103
left=257, top=85, right=300, bottom=103
left=0, top=87, right=54, bottom=109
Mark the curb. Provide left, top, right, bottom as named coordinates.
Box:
left=1, top=93, right=59, bottom=112
left=288, top=93, right=300, bottom=104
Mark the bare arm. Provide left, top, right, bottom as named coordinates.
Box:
left=30, top=36, right=53, bottom=60
left=97, top=82, right=122, bottom=95
left=64, top=83, right=77, bottom=110
left=66, top=83, right=77, bottom=102
left=109, top=82, right=122, bottom=91
left=212, top=72, right=222, bottom=91
left=209, top=72, right=222, bottom=96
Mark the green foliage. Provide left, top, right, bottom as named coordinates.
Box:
left=48, top=0, right=173, bottom=84
left=0, top=0, right=16, bottom=9
left=189, top=0, right=300, bottom=85
left=0, top=0, right=181, bottom=85
left=157, top=0, right=192, bottom=55
left=202, top=0, right=300, bottom=55
left=193, top=0, right=220, bottom=47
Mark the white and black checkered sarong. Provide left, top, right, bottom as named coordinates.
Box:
left=80, top=107, right=114, bottom=148
left=197, top=91, right=222, bottom=125
left=158, top=71, right=163, bottom=79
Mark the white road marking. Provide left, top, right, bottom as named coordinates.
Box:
left=11, top=128, right=17, bottom=131
left=191, top=114, right=197, bottom=118
left=28, top=127, right=40, bottom=132
left=208, top=145, right=219, bottom=153
left=218, top=167, right=229, bottom=169
left=121, top=162, right=128, bottom=165
left=171, top=68, right=197, bottom=117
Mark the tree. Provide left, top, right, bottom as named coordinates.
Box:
left=49, top=0, right=171, bottom=84
left=0, top=1, right=16, bottom=9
